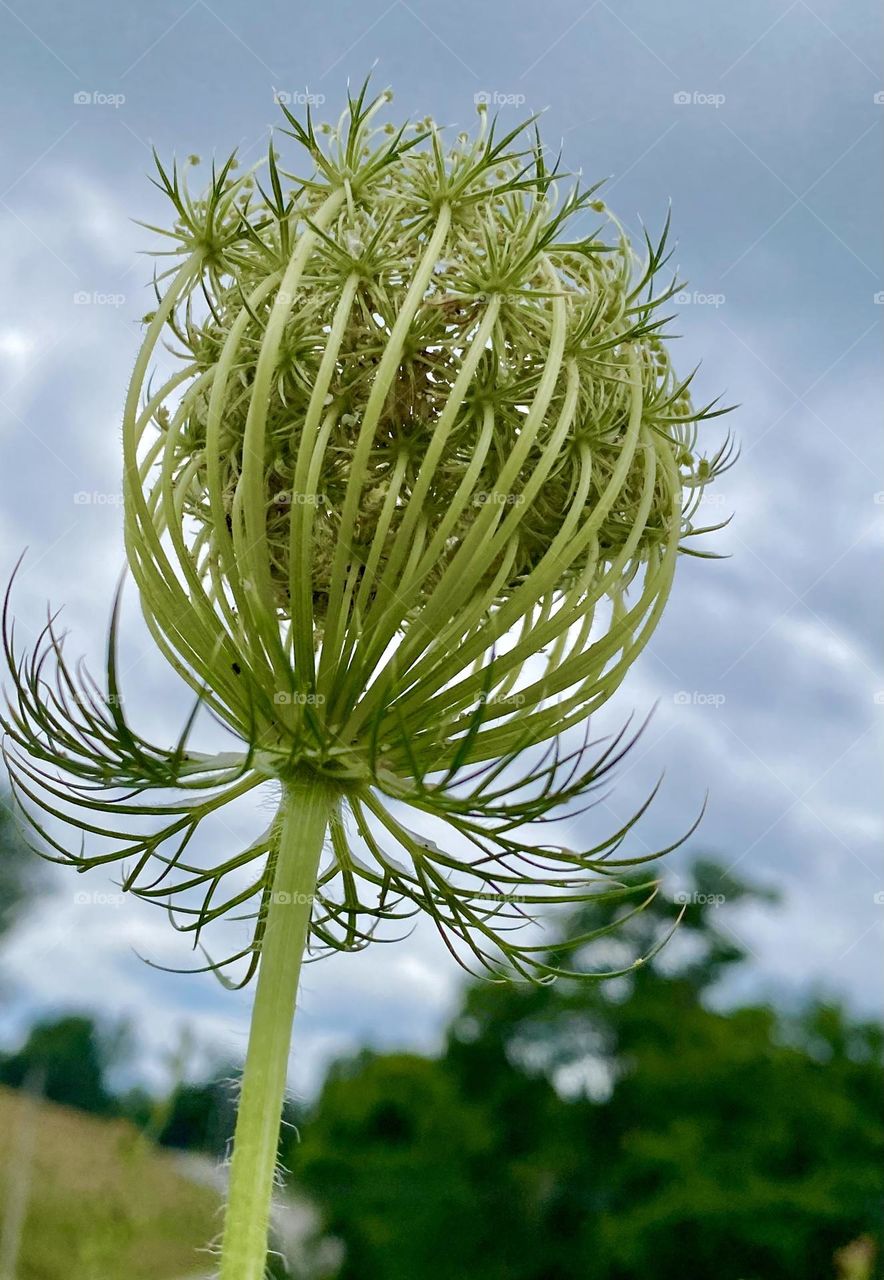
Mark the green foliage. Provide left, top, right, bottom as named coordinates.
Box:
left=0, top=790, right=40, bottom=942
left=0, top=1015, right=119, bottom=1116
left=284, top=1052, right=497, bottom=1280
left=157, top=1072, right=239, bottom=1156
left=292, top=861, right=882, bottom=1280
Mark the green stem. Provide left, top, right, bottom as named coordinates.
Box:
left=219, top=771, right=334, bottom=1280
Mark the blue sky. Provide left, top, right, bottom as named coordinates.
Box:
left=0, top=0, right=881, bottom=1094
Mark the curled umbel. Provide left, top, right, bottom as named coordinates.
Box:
left=3, top=84, right=733, bottom=981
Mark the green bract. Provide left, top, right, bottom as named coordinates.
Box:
left=3, top=83, right=732, bottom=985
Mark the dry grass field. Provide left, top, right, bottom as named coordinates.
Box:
left=0, top=1085, right=220, bottom=1280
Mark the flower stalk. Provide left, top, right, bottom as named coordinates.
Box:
left=220, top=771, right=334, bottom=1280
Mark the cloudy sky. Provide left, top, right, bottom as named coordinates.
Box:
left=0, top=0, right=880, bottom=1094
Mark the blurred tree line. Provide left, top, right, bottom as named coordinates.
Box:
left=0, top=798, right=41, bottom=949
left=0, top=834, right=880, bottom=1279
left=289, top=860, right=881, bottom=1280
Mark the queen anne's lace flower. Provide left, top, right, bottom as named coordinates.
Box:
left=3, top=81, right=735, bottom=977
left=2, top=83, right=733, bottom=1280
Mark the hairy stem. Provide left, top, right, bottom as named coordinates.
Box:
left=219, top=771, right=334, bottom=1280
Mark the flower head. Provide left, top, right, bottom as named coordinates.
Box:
left=3, top=82, right=733, bottom=983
